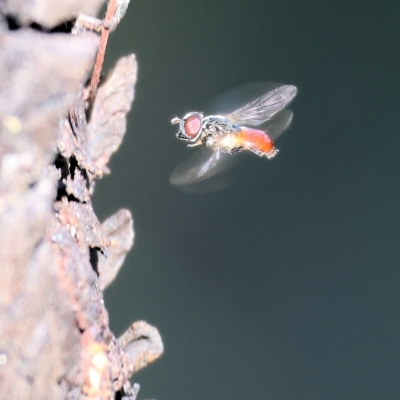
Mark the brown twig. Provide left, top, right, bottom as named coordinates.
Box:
left=88, top=0, right=118, bottom=102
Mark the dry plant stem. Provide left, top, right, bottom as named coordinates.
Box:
left=88, top=0, right=118, bottom=101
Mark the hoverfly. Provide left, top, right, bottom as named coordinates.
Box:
left=170, top=84, right=297, bottom=189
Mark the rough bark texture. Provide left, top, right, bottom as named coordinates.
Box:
left=0, top=2, right=163, bottom=399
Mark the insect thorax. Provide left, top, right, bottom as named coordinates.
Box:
left=200, top=115, right=241, bottom=144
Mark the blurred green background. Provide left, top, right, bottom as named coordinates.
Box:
left=93, top=1, right=400, bottom=399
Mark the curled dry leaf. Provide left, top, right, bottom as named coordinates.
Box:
left=119, top=321, right=164, bottom=375
left=67, top=55, right=137, bottom=182
left=87, top=54, right=137, bottom=174
left=98, top=209, right=135, bottom=290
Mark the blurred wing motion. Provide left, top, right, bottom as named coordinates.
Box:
left=226, top=85, right=297, bottom=126
left=259, top=108, right=293, bottom=141
left=170, top=147, right=236, bottom=187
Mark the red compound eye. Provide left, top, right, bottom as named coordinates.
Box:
left=184, top=114, right=202, bottom=138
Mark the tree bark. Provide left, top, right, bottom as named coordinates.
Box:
left=0, top=2, right=163, bottom=399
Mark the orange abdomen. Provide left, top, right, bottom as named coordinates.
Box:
left=236, top=127, right=277, bottom=157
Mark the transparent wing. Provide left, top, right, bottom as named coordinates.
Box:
left=169, top=147, right=236, bottom=186
left=226, top=85, right=297, bottom=126
left=259, top=109, right=293, bottom=141
left=169, top=148, right=243, bottom=193
left=204, top=82, right=282, bottom=115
